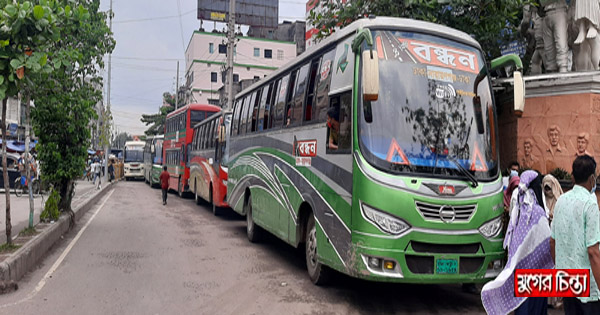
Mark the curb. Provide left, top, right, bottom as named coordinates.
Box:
left=0, top=181, right=117, bottom=285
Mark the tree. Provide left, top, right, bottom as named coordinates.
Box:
left=308, top=0, right=530, bottom=59
left=30, top=0, right=114, bottom=213
left=0, top=0, right=82, bottom=244
left=140, top=92, right=177, bottom=136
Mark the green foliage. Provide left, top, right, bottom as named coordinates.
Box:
left=19, top=226, right=38, bottom=236
left=40, top=188, right=60, bottom=222
left=549, top=167, right=572, bottom=181
left=307, top=0, right=531, bottom=59
left=141, top=92, right=176, bottom=136
left=0, top=243, right=21, bottom=253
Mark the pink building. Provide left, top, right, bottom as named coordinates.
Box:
left=185, top=31, right=297, bottom=105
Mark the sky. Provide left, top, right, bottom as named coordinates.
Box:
left=98, top=0, right=307, bottom=136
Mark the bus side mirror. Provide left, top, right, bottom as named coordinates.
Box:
left=151, top=145, right=155, bottom=153
left=513, top=71, right=525, bottom=117
left=362, top=50, right=379, bottom=102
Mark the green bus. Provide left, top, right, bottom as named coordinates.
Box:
left=227, top=17, right=525, bottom=284
left=143, top=135, right=164, bottom=187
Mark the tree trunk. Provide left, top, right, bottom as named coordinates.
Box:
left=58, top=179, right=74, bottom=212
left=26, top=97, right=34, bottom=228
left=2, top=98, right=12, bottom=244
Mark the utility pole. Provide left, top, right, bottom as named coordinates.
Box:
left=175, top=61, right=179, bottom=109
left=225, top=0, right=236, bottom=110
left=104, top=0, right=113, bottom=184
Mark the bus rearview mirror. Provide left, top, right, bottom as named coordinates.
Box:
left=151, top=145, right=155, bottom=153
left=513, top=71, right=525, bottom=117
left=362, top=50, right=379, bottom=102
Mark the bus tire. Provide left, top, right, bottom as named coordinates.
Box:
left=194, top=180, right=201, bottom=205
left=211, top=186, right=220, bottom=216
left=306, top=214, right=330, bottom=285
left=178, top=178, right=183, bottom=198
left=245, top=194, right=262, bottom=243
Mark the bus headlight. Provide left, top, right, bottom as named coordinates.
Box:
left=479, top=216, right=503, bottom=238
left=361, top=203, right=410, bottom=235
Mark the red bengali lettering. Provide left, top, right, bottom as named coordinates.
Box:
left=514, top=269, right=590, bottom=297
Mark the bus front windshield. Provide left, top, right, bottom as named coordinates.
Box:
left=359, top=30, right=498, bottom=181
left=125, top=149, right=144, bottom=163
left=153, top=140, right=163, bottom=164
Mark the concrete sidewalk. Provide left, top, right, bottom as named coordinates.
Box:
left=0, top=179, right=102, bottom=241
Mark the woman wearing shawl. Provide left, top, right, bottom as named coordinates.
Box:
left=542, top=174, right=563, bottom=221
left=504, top=175, right=520, bottom=211
left=481, top=170, right=554, bottom=315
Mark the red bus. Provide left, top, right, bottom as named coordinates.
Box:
left=163, top=103, right=221, bottom=196
left=189, top=110, right=232, bottom=215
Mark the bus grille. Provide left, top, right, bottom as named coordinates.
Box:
left=411, top=241, right=480, bottom=254
left=415, top=201, right=477, bottom=222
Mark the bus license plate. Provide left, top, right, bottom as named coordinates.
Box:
left=436, top=259, right=458, bottom=274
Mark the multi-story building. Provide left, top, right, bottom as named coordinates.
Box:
left=248, top=20, right=306, bottom=56
left=185, top=31, right=296, bottom=106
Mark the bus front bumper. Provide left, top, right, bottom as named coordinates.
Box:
left=350, top=230, right=505, bottom=284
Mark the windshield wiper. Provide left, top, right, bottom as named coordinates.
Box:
left=448, top=156, right=478, bottom=188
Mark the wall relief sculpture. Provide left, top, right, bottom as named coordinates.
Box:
left=521, top=0, right=600, bottom=72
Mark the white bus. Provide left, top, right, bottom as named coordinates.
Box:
left=124, top=140, right=145, bottom=180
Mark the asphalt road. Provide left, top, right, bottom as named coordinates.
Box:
left=0, top=181, right=562, bottom=314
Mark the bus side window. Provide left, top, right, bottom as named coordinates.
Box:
left=239, top=96, right=251, bottom=135
left=326, top=92, right=352, bottom=154
left=244, top=92, right=257, bottom=134
left=232, top=100, right=241, bottom=136
left=258, top=84, right=270, bottom=132
left=313, top=49, right=336, bottom=122
left=268, top=79, right=281, bottom=129
left=271, top=76, right=288, bottom=129
left=284, top=69, right=298, bottom=127
left=251, top=89, right=261, bottom=133
left=304, top=59, right=320, bottom=122
left=290, top=63, right=310, bottom=126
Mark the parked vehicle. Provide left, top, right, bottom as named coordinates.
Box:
left=0, top=152, right=21, bottom=189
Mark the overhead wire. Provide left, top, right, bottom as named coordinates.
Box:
left=112, top=9, right=195, bottom=24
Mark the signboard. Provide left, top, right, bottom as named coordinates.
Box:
left=501, top=40, right=526, bottom=57
left=197, top=0, right=278, bottom=28
left=8, top=123, right=17, bottom=136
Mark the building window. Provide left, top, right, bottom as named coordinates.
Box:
left=233, top=74, right=239, bottom=83
left=211, top=72, right=217, bottom=82
left=277, top=50, right=284, bottom=60
left=208, top=99, right=219, bottom=106
left=218, top=44, right=227, bottom=54
left=209, top=43, right=214, bottom=54
left=253, top=76, right=260, bottom=80
left=254, top=48, right=260, bottom=57
left=264, top=49, right=272, bottom=59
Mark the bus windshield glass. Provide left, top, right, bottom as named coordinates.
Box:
left=153, top=139, right=163, bottom=164
left=359, top=30, right=498, bottom=181
left=125, top=149, right=144, bottom=163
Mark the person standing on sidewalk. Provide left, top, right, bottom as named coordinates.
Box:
left=551, top=155, right=600, bottom=314
left=159, top=165, right=169, bottom=205
left=92, top=159, right=101, bottom=190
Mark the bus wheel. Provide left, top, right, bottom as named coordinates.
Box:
left=178, top=179, right=183, bottom=198
left=306, top=214, right=330, bottom=285
left=211, top=186, right=220, bottom=216
left=194, top=181, right=201, bottom=205
left=245, top=194, right=262, bottom=242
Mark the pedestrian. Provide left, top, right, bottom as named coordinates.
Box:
left=108, top=160, right=115, bottom=183
left=481, top=170, right=554, bottom=314
left=159, top=165, right=169, bottom=205
left=92, top=159, right=101, bottom=190
left=542, top=174, right=562, bottom=222
left=551, top=155, right=600, bottom=314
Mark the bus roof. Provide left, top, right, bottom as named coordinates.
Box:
left=166, top=103, right=221, bottom=119
left=234, top=16, right=481, bottom=100
left=124, top=140, right=145, bottom=147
